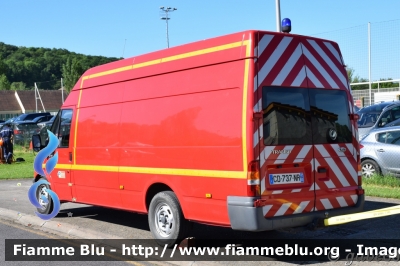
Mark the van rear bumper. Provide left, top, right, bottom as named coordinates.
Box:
left=227, top=195, right=365, bottom=231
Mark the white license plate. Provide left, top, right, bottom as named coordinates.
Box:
left=269, top=173, right=304, bottom=185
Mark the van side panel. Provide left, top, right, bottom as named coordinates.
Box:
left=71, top=82, right=124, bottom=207
left=117, top=60, right=248, bottom=224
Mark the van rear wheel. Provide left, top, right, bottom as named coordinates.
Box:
left=148, top=191, right=189, bottom=247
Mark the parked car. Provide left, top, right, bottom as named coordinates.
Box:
left=13, top=112, right=51, bottom=123
left=360, top=126, right=400, bottom=177
left=0, top=117, right=17, bottom=130
left=37, top=116, right=55, bottom=129
left=11, top=121, right=41, bottom=146
left=357, top=101, right=400, bottom=140
left=29, top=115, right=53, bottom=124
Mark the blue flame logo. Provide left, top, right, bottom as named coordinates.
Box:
left=28, top=130, right=61, bottom=220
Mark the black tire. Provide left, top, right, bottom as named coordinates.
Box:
left=35, top=178, right=54, bottom=215
left=361, top=159, right=381, bottom=178
left=148, top=191, right=189, bottom=247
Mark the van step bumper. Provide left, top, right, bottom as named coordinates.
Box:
left=227, top=195, right=365, bottom=231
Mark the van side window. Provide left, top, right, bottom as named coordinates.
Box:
left=262, top=87, right=312, bottom=145
left=52, top=109, right=72, bottom=148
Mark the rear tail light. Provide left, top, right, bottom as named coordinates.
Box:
left=14, top=129, right=23, bottom=135
left=247, top=160, right=261, bottom=197
left=359, top=144, right=364, bottom=149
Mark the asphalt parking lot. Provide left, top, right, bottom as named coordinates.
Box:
left=2, top=179, right=400, bottom=265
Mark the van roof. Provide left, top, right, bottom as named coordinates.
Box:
left=73, top=30, right=341, bottom=92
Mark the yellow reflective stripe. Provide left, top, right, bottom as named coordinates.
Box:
left=241, top=40, right=251, bottom=171
left=83, top=41, right=247, bottom=81
left=55, top=164, right=246, bottom=179
left=73, top=89, right=83, bottom=165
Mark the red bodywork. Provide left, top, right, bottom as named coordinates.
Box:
left=42, top=30, right=362, bottom=229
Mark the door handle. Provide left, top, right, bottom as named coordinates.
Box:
left=377, top=149, right=385, bottom=152
left=69, top=152, right=72, bottom=161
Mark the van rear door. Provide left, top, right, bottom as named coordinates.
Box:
left=300, top=37, right=360, bottom=213
left=254, top=32, right=359, bottom=219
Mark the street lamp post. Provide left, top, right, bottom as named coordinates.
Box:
left=160, top=6, right=177, bottom=48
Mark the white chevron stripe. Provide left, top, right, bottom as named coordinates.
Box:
left=315, top=145, right=330, bottom=157
left=336, top=196, right=348, bottom=207
left=293, top=201, right=310, bottom=214
left=274, top=145, right=295, bottom=164
left=325, top=158, right=350, bottom=187
left=275, top=202, right=292, bottom=216
left=272, top=190, right=283, bottom=194
left=309, top=182, right=320, bottom=191
left=315, top=145, right=350, bottom=187
left=345, top=143, right=356, bottom=161
left=324, top=179, right=336, bottom=189
left=296, top=145, right=312, bottom=159
left=291, top=189, right=302, bottom=193
left=308, top=40, right=347, bottom=88
left=260, top=146, right=275, bottom=167
left=258, top=34, right=274, bottom=57
left=272, top=44, right=302, bottom=86
left=262, top=205, right=273, bottom=216
left=331, top=144, right=344, bottom=157
left=313, top=158, right=321, bottom=171
left=254, top=34, right=274, bottom=92
left=324, top=42, right=343, bottom=65
left=292, top=65, right=307, bottom=87
left=261, top=176, right=266, bottom=194
left=340, top=156, right=358, bottom=184
left=303, top=46, right=338, bottom=88
left=257, top=37, right=293, bottom=86
left=321, top=198, right=333, bottom=209
left=350, top=195, right=358, bottom=204
left=305, top=66, right=323, bottom=88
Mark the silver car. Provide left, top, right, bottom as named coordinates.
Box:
left=360, top=126, right=400, bottom=177
left=357, top=101, right=400, bottom=140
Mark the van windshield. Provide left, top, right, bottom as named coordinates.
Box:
left=262, top=87, right=352, bottom=145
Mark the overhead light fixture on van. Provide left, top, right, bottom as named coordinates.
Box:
left=281, top=18, right=291, bottom=33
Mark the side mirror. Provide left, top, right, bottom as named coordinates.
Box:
left=32, top=134, right=42, bottom=152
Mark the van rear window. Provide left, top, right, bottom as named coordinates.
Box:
left=262, top=87, right=352, bottom=145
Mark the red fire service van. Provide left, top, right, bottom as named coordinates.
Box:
left=33, top=29, right=364, bottom=246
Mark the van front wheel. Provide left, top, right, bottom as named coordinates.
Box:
left=35, top=178, right=53, bottom=215
left=148, top=191, right=189, bottom=247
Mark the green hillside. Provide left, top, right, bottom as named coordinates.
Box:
left=0, top=42, right=120, bottom=92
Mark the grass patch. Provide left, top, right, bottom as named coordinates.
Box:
left=362, top=174, right=400, bottom=199
left=0, top=145, right=35, bottom=179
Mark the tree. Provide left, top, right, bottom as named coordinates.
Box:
left=0, top=74, right=10, bottom=90
left=62, top=57, right=84, bottom=92
left=346, top=67, right=355, bottom=83
left=346, top=66, right=369, bottom=90
left=10, top=81, right=27, bottom=91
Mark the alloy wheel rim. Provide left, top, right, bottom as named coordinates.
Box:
left=362, top=163, right=375, bottom=178
left=154, top=202, right=174, bottom=238
left=38, top=185, right=49, bottom=208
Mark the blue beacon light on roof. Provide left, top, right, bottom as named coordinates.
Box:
left=281, top=18, right=291, bottom=33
